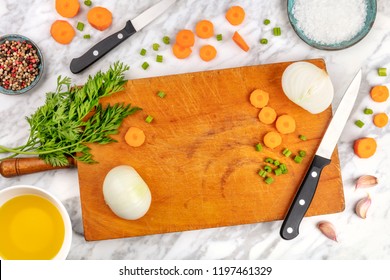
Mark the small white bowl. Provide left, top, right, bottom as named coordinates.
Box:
left=0, top=185, right=72, bottom=260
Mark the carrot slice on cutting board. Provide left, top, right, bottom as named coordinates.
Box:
left=125, top=127, right=146, bottom=147
left=172, top=43, right=192, bottom=59
left=195, top=20, right=214, bottom=39
left=259, top=106, right=277, bottom=125
left=225, top=6, right=245, bottom=26
left=250, top=89, right=269, bottom=108
left=87, top=6, right=113, bottom=31
left=199, top=45, right=217, bottom=62
left=232, top=31, right=250, bottom=52
left=55, top=0, right=80, bottom=18
left=263, top=131, right=282, bottom=149
left=275, top=114, right=296, bottom=134
left=373, top=113, right=388, bottom=128
left=50, top=20, right=76, bottom=45
left=175, top=29, right=195, bottom=48
left=354, top=137, right=377, bottom=158
left=370, top=85, right=389, bottom=102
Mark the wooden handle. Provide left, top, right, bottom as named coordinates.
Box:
left=0, top=157, right=76, bottom=178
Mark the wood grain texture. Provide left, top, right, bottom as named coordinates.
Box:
left=77, top=59, right=345, bottom=241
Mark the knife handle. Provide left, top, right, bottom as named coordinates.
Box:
left=70, top=21, right=136, bottom=74
left=280, top=155, right=331, bottom=240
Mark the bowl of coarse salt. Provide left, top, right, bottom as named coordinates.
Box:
left=287, top=0, right=377, bottom=50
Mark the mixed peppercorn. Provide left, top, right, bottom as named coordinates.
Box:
left=0, top=40, right=40, bottom=91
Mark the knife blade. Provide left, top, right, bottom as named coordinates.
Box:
left=280, top=69, right=362, bottom=240
left=70, top=0, right=177, bottom=74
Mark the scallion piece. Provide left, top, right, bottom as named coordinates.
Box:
left=162, top=36, right=170, bottom=45
left=77, top=22, right=85, bottom=31
left=265, top=177, right=274, bottom=184
left=299, top=135, right=307, bottom=141
left=378, top=68, right=387, bottom=77
left=83, top=34, right=91, bottom=39
left=282, top=148, right=292, bottom=157
left=153, top=43, right=160, bottom=51
left=258, top=170, right=267, bottom=178
left=145, top=115, right=154, bottom=123
left=355, top=120, right=365, bottom=128
left=142, top=62, right=149, bottom=70
left=255, top=143, right=263, bottom=152
left=364, top=108, right=373, bottom=115
left=265, top=158, right=274, bottom=164
left=216, top=34, right=223, bottom=41
left=263, top=19, right=271, bottom=25
left=157, top=91, right=166, bottom=98
left=273, top=160, right=280, bottom=166
left=298, top=150, right=306, bottom=157
left=264, top=165, right=272, bottom=172
left=294, top=155, right=303, bottom=164
left=140, top=48, right=147, bottom=56
left=273, top=27, right=281, bottom=36
left=84, top=0, right=92, bottom=7
left=260, top=38, right=268, bottom=45
left=274, top=168, right=282, bottom=176
left=156, top=55, right=163, bottom=63
left=279, top=163, right=287, bottom=171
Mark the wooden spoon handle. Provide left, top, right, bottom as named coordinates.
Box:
left=0, top=157, right=76, bottom=178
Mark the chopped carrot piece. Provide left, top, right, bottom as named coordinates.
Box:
left=232, top=31, right=249, bottom=52
left=225, top=6, right=245, bottom=26
left=125, top=127, right=146, bottom=147
left=275, top=115, right=296, bottom=134
left=263, top=131, right=282, bottom=149
left=87, top=6, right=113, bottom=31
left=195, top=20, right=214, bottom=39
left=50, top=20, right=76, bottom=45
left=370, top=85, right=389, bottom=102
left=250, top=89, right=269, bottom=108
left=175, top=29, right=195, bottom=48
left=55, top=0, right=80, bottom=18
left=373, top=113, right=388, bottom=128
left=199, top=45, right=217, bottom=62
left=259, top=106, right=277, bottom=125
left=172, top=43, right=192, bottom=59
left=354, top=137, right=377, bottom=158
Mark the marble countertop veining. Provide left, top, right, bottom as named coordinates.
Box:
left=0, top=0, right=389, bottom=260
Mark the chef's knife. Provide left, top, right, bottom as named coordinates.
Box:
left=70, top=0, right=177, bottom=74
left=280, top=69, right=362, bottom=240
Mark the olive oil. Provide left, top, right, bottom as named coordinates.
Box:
left=0, top=195, right=65, bottom=260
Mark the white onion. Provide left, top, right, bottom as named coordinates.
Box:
left=103, top=165, right=151, bottom=220
left=282, top=62, right=334, bottom=114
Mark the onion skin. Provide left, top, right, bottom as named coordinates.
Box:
left=103, top=165, right=152, bottom=220
left=282, top=62, right=334, bottom=114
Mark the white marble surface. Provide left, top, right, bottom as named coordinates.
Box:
left=0, top=0, right=389, bottom=260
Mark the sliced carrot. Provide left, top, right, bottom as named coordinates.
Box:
left=225, top=6, right=245, bottom=26
left=125, top=127, right=145, bottom=147
left=250, top=89, right=269, bottom=108
left=55, top=0, right=80, bottom=18
left=232, top=31, right=250, bottom=52
left=172, top=43, right=192, bottom=59
left=50, top=20, right=76, bottom=45
left=275, top=114, right=296, bottom=134
left=176, top=29, right=195, bottom=48
left=195, top=20, right=214, bottom=39
left=259, top=107, right=277, bottom=125
left=199, top=45, right=217, bottom=62
left=263, top=131, right=282, bottom=149
left=370, top=85, right=389, bottom=102
left=354, top=137, right=377, bottom=158
left=373, top=113, right=388, bottom=128
left=87, top=6, right=113, bottom=31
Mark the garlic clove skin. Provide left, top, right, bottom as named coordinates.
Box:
left=355, top=194, right=371, bottom=219
left=317, top=221, right=338, bottom=242
left=355, top=175, right=378, bottom=190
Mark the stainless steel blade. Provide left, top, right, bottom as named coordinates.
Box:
left=131, top=0, right=177, bottom=31
left=316, top=69, right=362, bottom=159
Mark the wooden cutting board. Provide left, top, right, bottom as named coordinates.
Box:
left=77, top=59, right=344, bottom=241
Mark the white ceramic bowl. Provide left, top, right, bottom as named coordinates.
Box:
left=0, top=185, right=72, bottom=260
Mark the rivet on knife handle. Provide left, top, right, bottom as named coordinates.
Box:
left=70, top=21, right=136, bottom=74
left=280, top=155, right=330, bottom=240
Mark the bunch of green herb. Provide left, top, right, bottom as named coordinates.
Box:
left=0, top=62, right=141, bottom=166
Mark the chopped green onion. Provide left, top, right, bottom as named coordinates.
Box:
left=142, top=62, right=149, bottom=70
left=265, top=177, right=274, bottom=184
left=255, top=143, right=263, bottom=152
left=355, top=120, right=365, bottom=128
left=162, top=36, right=170, bottom=45
left=260, top=38, right=268, bottom=44
left=364, top=108, right=373, bottom=115
left=263, top=19, right=271, bottom=25
left=156, top=55, right=163, bottom=63
left=145, top=115, right=154, bottom=123
left=157, top=91, right=166, bottom=98
left=140, top=48, right=147, bottom=56
left=84, top=0, right=92, bottom=7
left=378, top=68, right=387, bottom=77
left=258, top=170, right=267, bottom=178
left=274, top=168, right=283, bottom=176
left=265, top=158, right=274, bottom=164
left=299, top=135, right=307, bottom=141
left=273, top=160, right=280, bottom=166
left=264, top=165, right=272, bottom=172
left=83, top=34, right=91, bottom=39
left=77, top=22, right=85, bottom=31
left=298, top=150, right=306, bottom=157
left=294, top=155, right=303, bottom=164
left=216, top=34, right=223, bottom=41
left=279, top=163, right=287, bottom=171
left=273, top=27, right=281, bottom=36
left=282, top=148, right=292, bottom=157
left=152, top=43, right=160, bottom=51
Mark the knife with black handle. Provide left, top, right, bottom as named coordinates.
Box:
left=280, top=69, right=362, bottom=240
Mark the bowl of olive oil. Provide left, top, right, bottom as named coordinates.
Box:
left=0, top=185, right=72, bottom=260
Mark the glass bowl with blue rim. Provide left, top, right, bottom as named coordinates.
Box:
left=287, top=0, right=377, bottom=50
left=0, top=34, right=44, bottom=95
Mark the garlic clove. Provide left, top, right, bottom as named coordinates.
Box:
left=355, top=175, right=378, bottom=190
left=355, top=194, right=371, bottom=219
left=317, top=221, right=338, bottom=242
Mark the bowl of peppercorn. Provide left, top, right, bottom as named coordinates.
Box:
left=0, top=34, right=44, bottom=95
